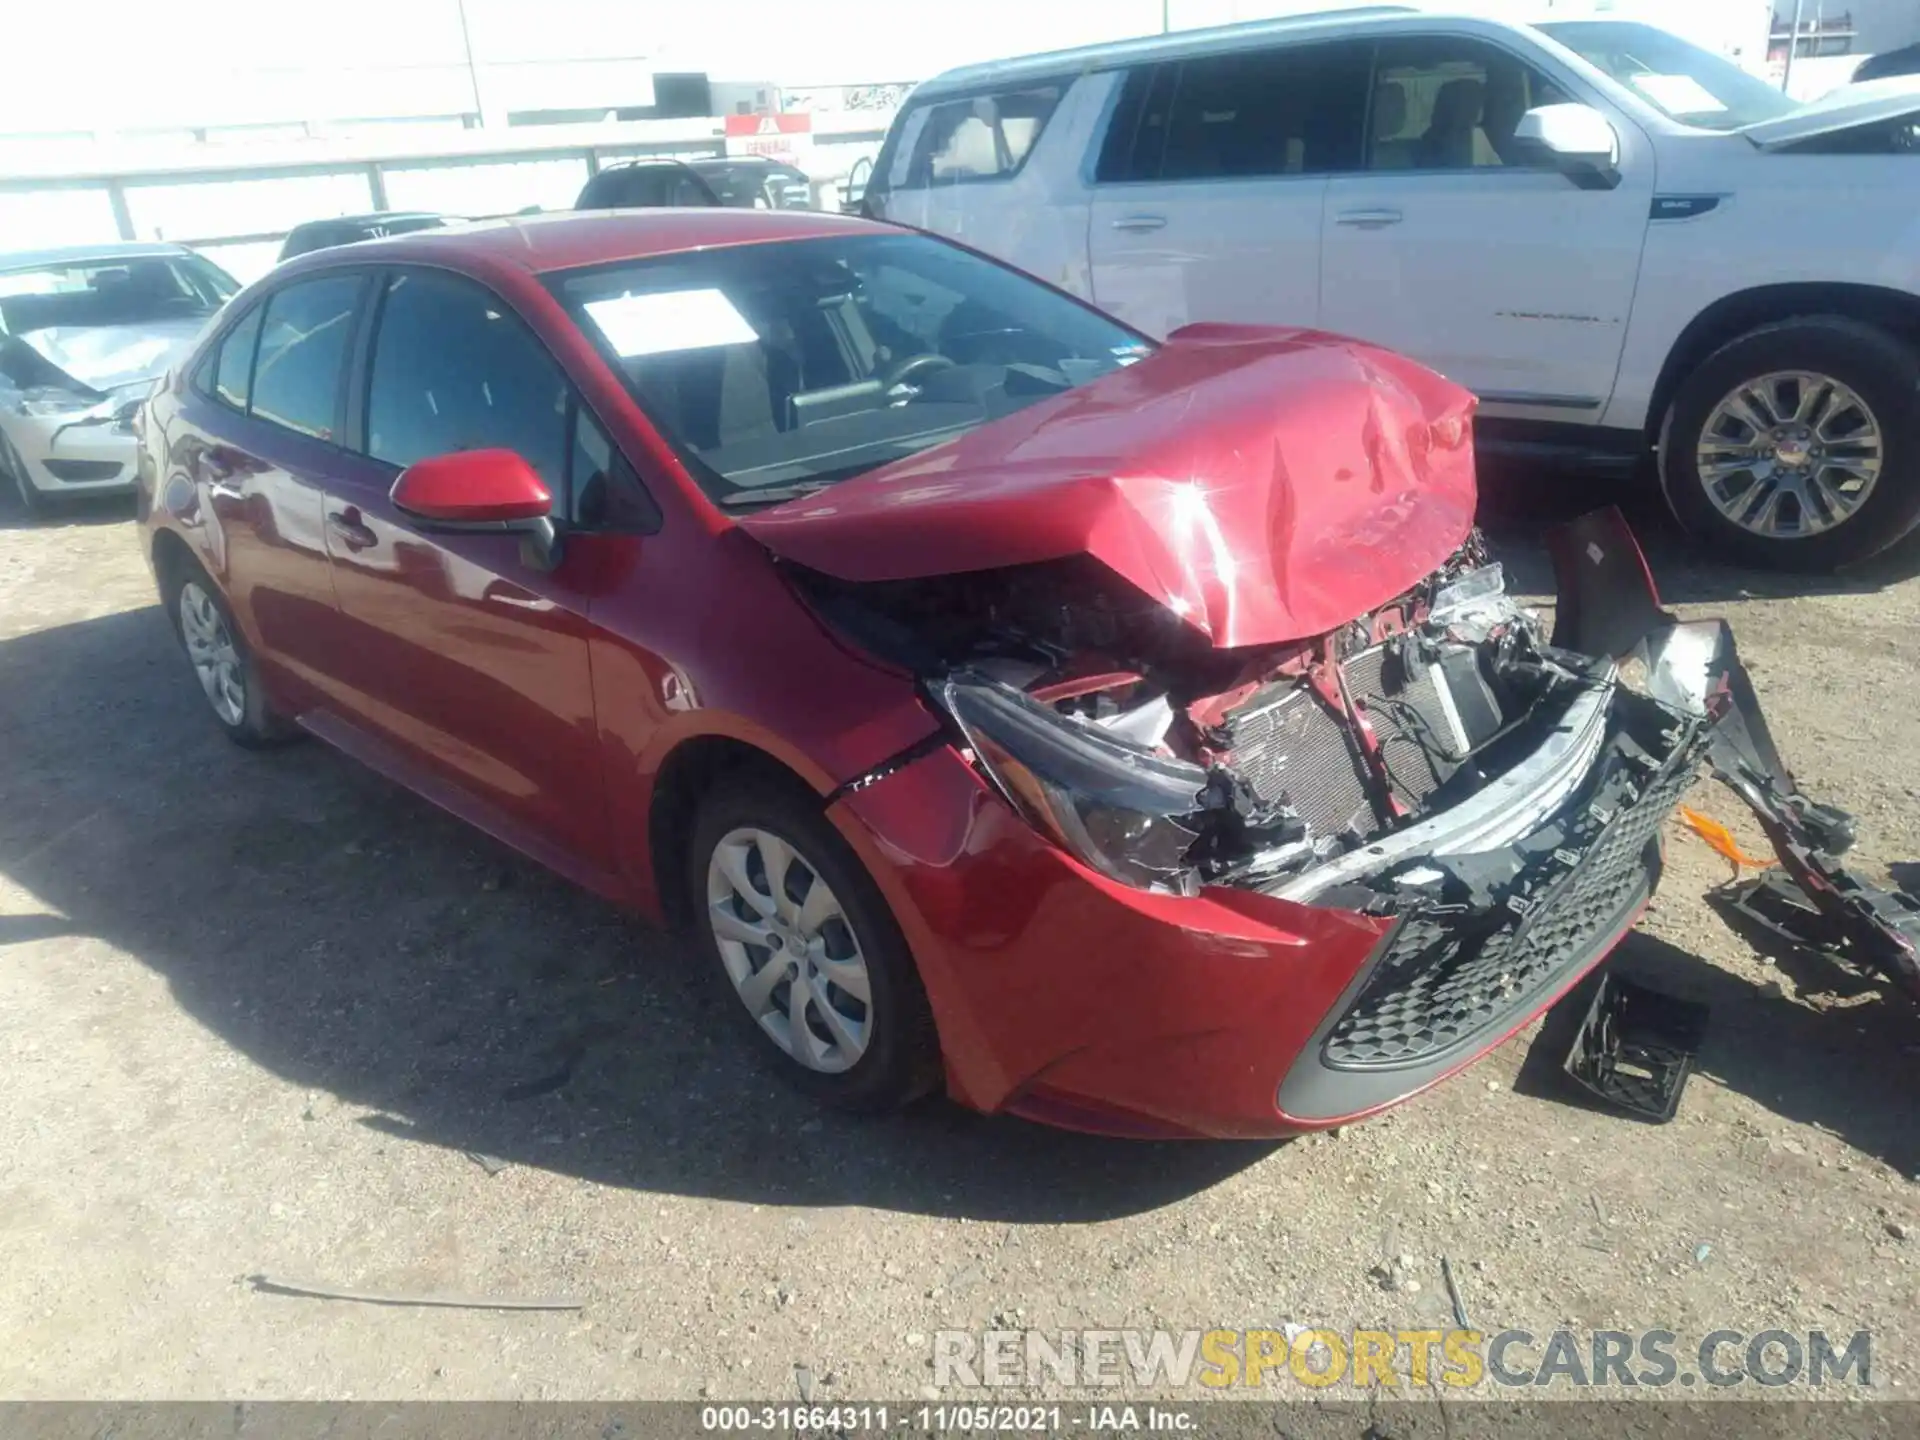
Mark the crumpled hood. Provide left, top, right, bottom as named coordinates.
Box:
left=13, top=318, right=208, bottom=396
left=1739, top=74, right=1920, bottom=148
left=740, top=324, right=1479, bottom=648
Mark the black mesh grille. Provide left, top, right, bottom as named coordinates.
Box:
left=43, top=459, right=125, bottom=482
left=1321, top=757, right=1696, bottom=1072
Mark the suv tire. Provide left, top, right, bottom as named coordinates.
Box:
left=1659, top=317, right=1920, bottom=571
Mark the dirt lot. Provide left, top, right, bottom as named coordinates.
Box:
left=1, top=483, right=1917, bottom=1407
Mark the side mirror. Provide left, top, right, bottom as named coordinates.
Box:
left=391, top=449, right=563, bottom=570
left=1514, top=103, right=1622, bottom=190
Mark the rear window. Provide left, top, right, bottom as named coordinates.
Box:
left=576, top=165, right=716, bottom=210
left=552, top=231, right=1148, bottom=506
left=885, top=85, right=1064, bottom=190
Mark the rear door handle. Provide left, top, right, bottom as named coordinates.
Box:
left=1335, top=208, right=1403, bottom=229
left=1110, top=214, right=1168, bottom=233
left=326, top=507, right=377, bottom=551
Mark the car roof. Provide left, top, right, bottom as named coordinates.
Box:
left=0, top=241, right=192, bottom=273
left=911, top=5, right=1524, bottom=95
left=277, top=208, right=884, bottom=279
left=290, top=212, right=443, bottom=231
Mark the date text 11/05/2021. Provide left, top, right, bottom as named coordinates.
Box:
left=699, top=1408, right=1187, bottom=1433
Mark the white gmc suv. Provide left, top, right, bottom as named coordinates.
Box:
left=863, top=7, right=1920, bottom=571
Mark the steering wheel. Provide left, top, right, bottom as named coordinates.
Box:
left=883, top=352, right=957, bottom=391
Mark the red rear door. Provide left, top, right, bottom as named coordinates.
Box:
left=162, top=272, right=370, bottom=715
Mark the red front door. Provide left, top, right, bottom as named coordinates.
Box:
left=310, top=267, right=618, bottom=884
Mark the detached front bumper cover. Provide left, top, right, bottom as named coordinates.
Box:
left=1551, top=508, right=1920, bottom=1002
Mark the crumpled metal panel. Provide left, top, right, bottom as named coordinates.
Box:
left=741, top=325, right=1479, bottom=648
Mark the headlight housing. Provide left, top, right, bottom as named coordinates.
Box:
left=16, top=386, right=107, bottom=419
left=934, top=673, right=1208, bottom=891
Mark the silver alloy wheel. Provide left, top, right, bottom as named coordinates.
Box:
left=1695, top=370, right=1883, bottom=539
left=178, top=580, right=246, bottom=727
left=706, top=825, right=871, bottom=1074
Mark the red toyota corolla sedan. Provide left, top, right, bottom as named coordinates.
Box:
left=135, top=210, right=1910, bottom=1139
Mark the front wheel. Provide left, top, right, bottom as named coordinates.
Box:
left=688, top=775, right=940, bottom=1112
left=1658, top=317, right=1920, bottom=571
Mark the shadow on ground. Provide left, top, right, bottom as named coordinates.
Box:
left=0, top=606, right=1277, bottom=1223
left=0, top=485, right=133, bottom=534
left=1513, top=930, right=1920, bottom=1178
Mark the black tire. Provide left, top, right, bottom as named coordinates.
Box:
left=1658, top=317, right=1920, bottom=571
left=160, top=557, right=300, bottom=748
left=687, top=773, right=940, bottom=1112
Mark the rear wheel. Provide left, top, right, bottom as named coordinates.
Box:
left=688, top=775, right=940, bottom=1112
left=1658, top=317, right=1920, bottom=571
left=162, top=560, right=298, bottom=748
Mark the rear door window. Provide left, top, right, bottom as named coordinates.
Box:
left=1098, top=42, right=1372, bottom=182
left=249, top=274, right=363, bottom=442
left=893, top=85, right=1064, bottom=187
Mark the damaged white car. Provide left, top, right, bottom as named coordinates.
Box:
left=0, top=243, right=237, bottom=513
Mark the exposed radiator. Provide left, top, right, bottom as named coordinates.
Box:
left=1221, top=642, right=1499, bottom=841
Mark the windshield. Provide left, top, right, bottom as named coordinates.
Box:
left=554, top=232, right=1150, bottom=504
left=1538, top=21, right=1801, bottom=131
left=0, top=254, right=238, bottom=337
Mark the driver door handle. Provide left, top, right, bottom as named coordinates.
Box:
left=1335, top=208, right=1404, bottom=229
left=326, top=507, right=378, bottom=552
left=1110, top=214, right=1168, bottom=233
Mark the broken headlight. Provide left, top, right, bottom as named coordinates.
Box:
left=15, top=386, right=106, bottom=418
left=935, top=673, right=1206, bottom=890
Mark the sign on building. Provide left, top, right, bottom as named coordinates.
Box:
left=723, top=113, right=813, bottom=166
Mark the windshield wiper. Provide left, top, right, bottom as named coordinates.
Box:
left=715, top=481, right=838, bottom=510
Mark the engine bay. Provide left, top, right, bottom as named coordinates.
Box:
left=791, top=534, right=1644, bottom=897
left=789, top=507, right=1920, bottom=1002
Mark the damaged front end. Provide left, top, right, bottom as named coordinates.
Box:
left=799, top=506, right=1919, bottom=1057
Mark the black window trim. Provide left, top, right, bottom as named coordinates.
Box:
left=344, top=260, right=662, bottom=536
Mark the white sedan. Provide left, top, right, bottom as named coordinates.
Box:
left=0, top=243, right=237, bottom=513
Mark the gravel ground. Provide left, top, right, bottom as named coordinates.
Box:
left=1, top=484, right=1916, bottom=1407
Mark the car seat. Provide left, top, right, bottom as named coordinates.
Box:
left=1417, top=78, right=1487, bottom=169
left=1370, top=83, right=1416, bottom=169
